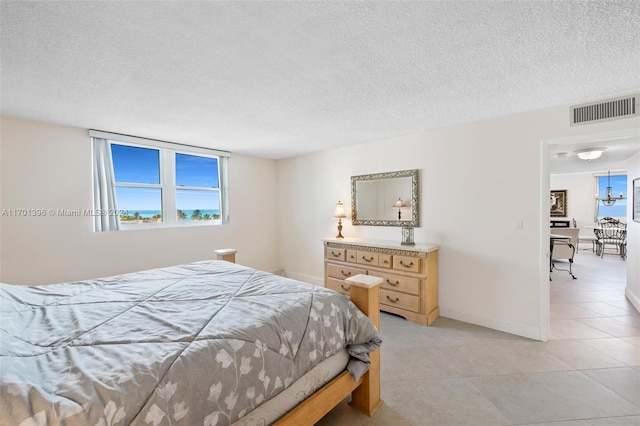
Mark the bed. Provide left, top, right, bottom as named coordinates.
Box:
left=0, top=259, right=382, bottom=425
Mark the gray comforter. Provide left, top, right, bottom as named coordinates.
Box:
left=0, top=260, right=381, bottom=425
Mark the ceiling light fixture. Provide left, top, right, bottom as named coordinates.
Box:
left=575, top=147, right=605, bottom=161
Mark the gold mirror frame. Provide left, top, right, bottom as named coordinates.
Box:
left=351, top=169, right=419, bottom=227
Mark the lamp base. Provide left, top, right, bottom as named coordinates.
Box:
left=336, top=218, right=344, bottom=239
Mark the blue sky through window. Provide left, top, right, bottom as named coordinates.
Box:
left=111, top=144, right=159, bottom=184
left=111, top=143, right=219, bottom=214
left=115, top=187, right=162, bottom=211
left=176, top=153, right=218, bottom=187
left=177, top=189, right=219, bottom=210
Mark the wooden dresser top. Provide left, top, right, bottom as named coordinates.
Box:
left=322, top=237, right=439, bottom=253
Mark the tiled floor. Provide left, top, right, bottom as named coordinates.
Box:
left=318, top=249, right=639, bottom=425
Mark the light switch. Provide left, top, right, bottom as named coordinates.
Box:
left=512, top=219, right=523, bottom=231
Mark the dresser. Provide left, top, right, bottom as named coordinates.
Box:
left=323, top=238, right=439, bottom=326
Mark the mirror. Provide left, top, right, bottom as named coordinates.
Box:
left=351, top=169, right=419, bottom=227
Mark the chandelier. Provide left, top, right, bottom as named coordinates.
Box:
left=598, top=170, right=624, bottom=206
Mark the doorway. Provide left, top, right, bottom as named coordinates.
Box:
left=543, top=128, right=639, bottom=342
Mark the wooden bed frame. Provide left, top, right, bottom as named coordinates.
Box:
left=216, top=250, right=383, bottom=425
left=275, top=273, right=383, bottom=425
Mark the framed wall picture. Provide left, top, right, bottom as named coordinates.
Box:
left=634, top=178, right=640, bottom=223
left=550, top=190, right=567, bottom=217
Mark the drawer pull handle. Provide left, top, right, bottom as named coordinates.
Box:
left=386, top=295, right=400, bottom=303
left=341, top=284, right=351, bottom=292
left=383, top=260, right=389, bottom=264
left=341, top=270, right=352, bottom=277
left=362, top=256, right=374, bottom=262
left=399, top=260, right=414, bottom=268
left=331, top=251, right=341, bottom=257
left=386, top=279, right=399, bottom=286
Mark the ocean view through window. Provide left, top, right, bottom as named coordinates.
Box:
left=91, top=130, right=229, bottom=230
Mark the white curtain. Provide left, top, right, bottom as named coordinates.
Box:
left=220, top=156, right=230, bottom=224
left=92, top=138, right=120, bottom=232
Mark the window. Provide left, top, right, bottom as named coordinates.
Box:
left=111, top=144, right=163, bottom=224
left=596, top=173, right=627, bottom=219
left=91, top=130, right=229, bottom=230
left=175, top=153, right=220, bottom=222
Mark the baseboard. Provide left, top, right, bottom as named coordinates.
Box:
left=625, top=287, right=640, bottom=314
left=285, top=271, right=324, bottom=287
left=439, top=307, right=542, bottom=341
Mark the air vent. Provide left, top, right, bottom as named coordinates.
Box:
left=570, top=94, right=638, bottom=126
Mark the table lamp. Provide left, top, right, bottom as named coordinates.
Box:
left=333, top=201, right=347, bottom=239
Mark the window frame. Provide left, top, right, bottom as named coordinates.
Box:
left=90, top=130, right=230, bottom=230
left=173, top=148, right=223, bottom=224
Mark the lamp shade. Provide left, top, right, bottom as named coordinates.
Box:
left=393, top=198, right=407, bottom=208
left=575, top=148, right=605, bottom=161
left=333, top=201, right=346, bottom=218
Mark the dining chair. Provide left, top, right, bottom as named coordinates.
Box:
left=595, top=218, right=627, bottom=259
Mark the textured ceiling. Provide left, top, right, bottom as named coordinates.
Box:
left=1, top=1, right=639, bottom=159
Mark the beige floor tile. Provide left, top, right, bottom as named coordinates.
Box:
left=611, top=316, right=640, bottom=328
left=383, top=346, right=462, bottom=380
left=575, top=303, right=634, bottom=317
left=368, top=381, right=437, bottom=426
left=583, top=367, right=640, bottom=406
left=413, top=377, right=510, bottom=426
left=436, top=343, right=523, bottom=377
left=469, top=374, right=579, bottom=424
left=474, top=371, right=640, bottom=423
left=543, top=340, right=624, bottom=370
left=575, top=317, right=640, bottom=338
left=550, top=319, right=613, bottom=340
left=551, top=303, right=605, bottom=319
left=585, top=291, right=628, bottom=302
left=602, top=301, right=640, bottom=315
left=551, top=290, right=599, bottom=304
left=518, top=421, right=591, bottom=426
left=532, top=371, right=640, bottom=419
left=586, top=415, right=640, bottom=425
left=622, top=336, right=640, bottom=347
left=486, top=341, right=574, bottom=373
left=580, top=338, right=640, bottom=366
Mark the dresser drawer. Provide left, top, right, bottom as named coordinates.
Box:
left=370, top=271, right=420, bottom=296
left=326, top=277, right=351, bottom=296
left=381, top=289, right=420, bottom=313
left=393, top=255, right=421, bottom=273
left=326, top=247, right=346, bottom=262
left=346, top=249, right=358, bottom=263
left=326, top=264, right=366, bottom=280
left=356, top=251, right=379, bottom=266
left=379, top=254, right=392, bottom=269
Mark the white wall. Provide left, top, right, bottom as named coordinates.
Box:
left=626, top=151, right=640, bottom=311
left=549, top=172, right=599, bottom=227
left=0, top=116, right=280, bottom=284
left=277, top=105, right=640, bottom=340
